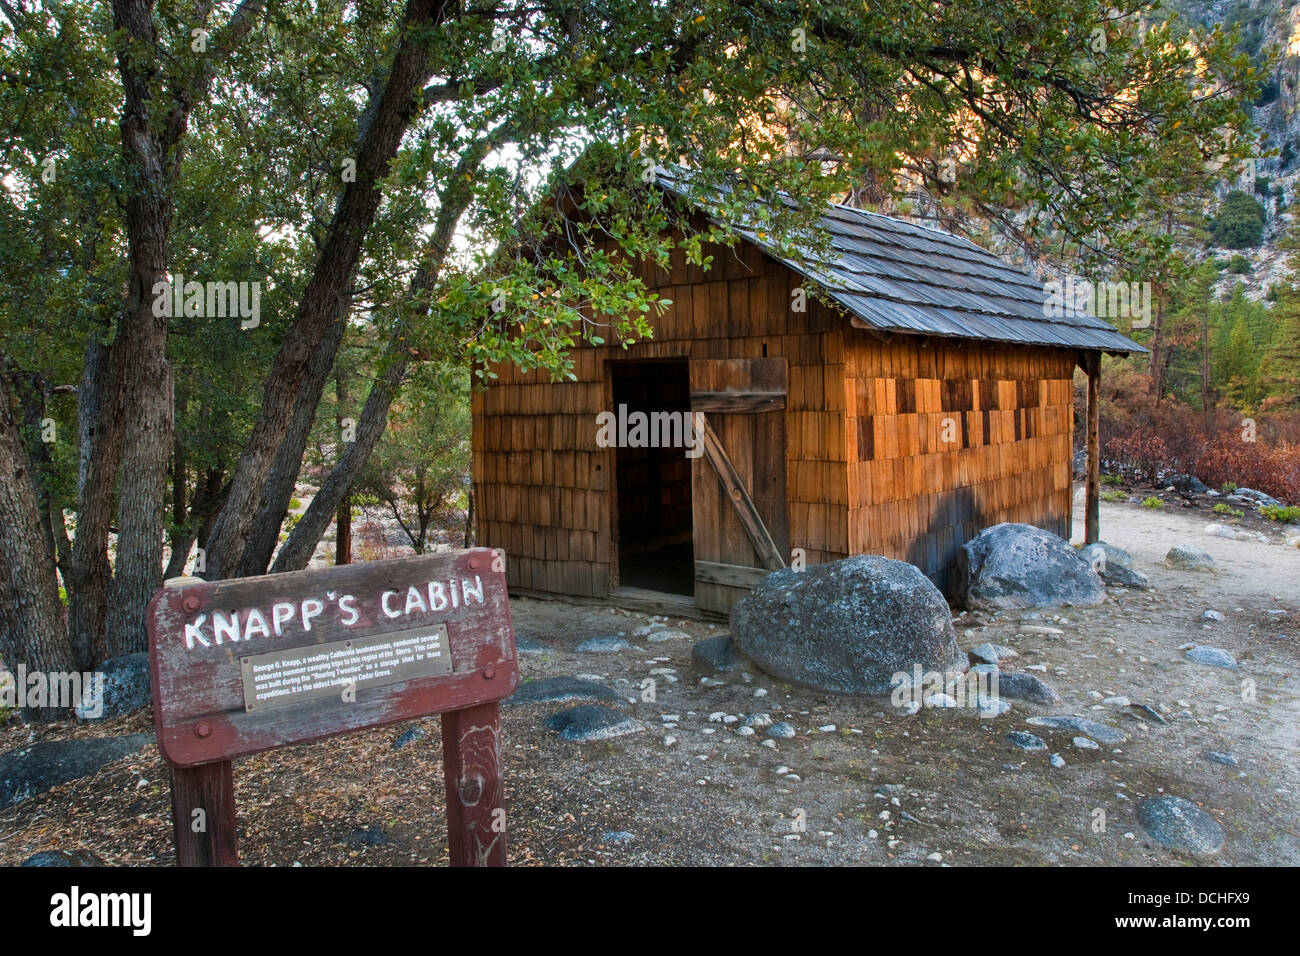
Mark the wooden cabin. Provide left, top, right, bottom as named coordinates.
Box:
left=472, top=177, right=1143, bottom=616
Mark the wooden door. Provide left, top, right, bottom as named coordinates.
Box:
left=689, top=358, right=789, bottom=614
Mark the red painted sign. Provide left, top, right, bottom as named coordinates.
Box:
left=147, top=548, right=517, bottom=865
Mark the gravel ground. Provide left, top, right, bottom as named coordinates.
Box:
left=1, top=489, right=1296, bottom=866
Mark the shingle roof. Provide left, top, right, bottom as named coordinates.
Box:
left=656, top=171, right=1146, bottom=355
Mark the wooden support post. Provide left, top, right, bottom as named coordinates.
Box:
left=170, top=761, right=239, bottom=866
left=1081, top=351, right=1101, bottom=545
left=442, top=701, right=506, bottom=866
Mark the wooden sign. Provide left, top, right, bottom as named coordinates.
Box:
left=147, top=548, right=517, bottom=867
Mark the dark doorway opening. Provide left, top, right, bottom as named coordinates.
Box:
left=611, top=360, right=694, bottom=596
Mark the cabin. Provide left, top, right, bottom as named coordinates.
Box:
left=472, top=175, right=1144, bottom=617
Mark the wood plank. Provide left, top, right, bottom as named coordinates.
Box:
left=698, top=414, right=786, bottom=571
left=690, top=390, right=786, bottom=412
left=694, top=561, right=771, bottom=589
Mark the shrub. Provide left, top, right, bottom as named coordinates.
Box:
left=1213, top=503, right=1244, bottom=518
left=1228, top=254, right=1251, bottom=274
left=1210, top=190, right=1266, bottom=249
left=1222, top=481, right=1237, bottom=493
left=1100, top=473, right=1124, bottom=485
left=1260, top=504, right=1300, bottom=522
left=1142, top=496, right=1164, bottom=509
left=1101, top=489, right=1127, bottom=502
left=289, top=497, right=303, bottom=511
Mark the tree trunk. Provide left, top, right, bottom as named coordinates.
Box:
left=67, top=338, right=126, bottom=668
left=104, top=0, right=177, bottom=656
left=0, top=374, right=77, bottom=721
left=202, top=0, right=449, bottom=581
left=269, top=152, right=482, bottom=573
left=235, top=312, right=348, bottom=577
left=336, top=368, right=351, bottom=566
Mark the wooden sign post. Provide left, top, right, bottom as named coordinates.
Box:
left=147, top=548, right=517, bottom=867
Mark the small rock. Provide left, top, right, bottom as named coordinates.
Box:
left=1073, top=736, right=1100, bottom=750
left=1049, top=753, right=1066, bottom=768
left=575, top=636, right=632, bottom=653
left=1136, top=795, right=1225, bottom=855
left=767, top=721, right=797, bottom=739
left=391, top=727, right=427, bottom=750
left=602, top=831, right=636, bottom=844
left=544, top=705, right=645, bottom=742
left=1006, top=730, right=1047, bottom=751
left=1205, top=751, right=1239, bottom=767
left=1203, top=610, right=1225, bottom=622
left=1185, top=646, right=1237, bottom=669
left=992, top=672, right=1061, bottom=705
left=1025, top=715, right=1127, bottom=745
left=970, top=642, right=1018, bottom=664
left=1102, top=696, right=1131, bottom=708
left=648, top=629, right=691, bottom=643
left=1164, top=546, right=1219, bottom=573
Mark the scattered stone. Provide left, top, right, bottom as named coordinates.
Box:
left=958, top=523, right=1105, bottom=610
left=741, top=713, right=773, bottom=729
left=1006, top=731, right=1047, bottom=752
left=391, top=727, right=427, bottom=750
left=1099, top=563, right=1150, bottom=589
left=0, top=735, right=153, bottom=811
left=970, top=662, right=999, bottom=675
left=767, top=721, right=797, bottom=739
left=1233, top=487, right=1281, bottom=507
left=736, top=725, right=755, bottom=737
left=1073, top=736, right=1100, bottom=750
left=1137, top=796, right=1225, bottom=855
left=75, top=653, right=150, bottom=720
left=1205, top=751, right=1239, bottom=767
left=1102, top=696, right=1131, bottom=708
left=575, top=636, right=632, bottom=653
left=1131, top=703, right=1168, bottom=725
left=1185, top=646, right=1237, bottom=670
left=760, top=739, right=777, bottom=749
left=514, top=636, right=548, bottom=655
left=505, top=676, right=621, bottom=707
left=993, top=672, right=1061, bottom=705
left=602, top=831, right=636, bottom=844
left=699, top=677, right=726, bottom=688
left=21, top=849, right=103, bottom=867
left=1025, top=715, right=1127, bottom=745
left=1203, top=610, right=1225, bottom=622
left=970, top=642, right=1018, bottom=665
left=1049, top=754, right=1066, bottom=768
left=923, top=693, right=958, bottom=708
left=544, top=705, right=644, bottom=742
left=731, top=555, right=966, bottom=694
left=691, top=635, right=748, bottom=675
left=1205, top=524, right=1266, bottom=543
left=1164, top=546, right=1218, bottom=573
left=1166, top=474, right=1209, bottom=495
left=648, top=629, right=691, bottom=643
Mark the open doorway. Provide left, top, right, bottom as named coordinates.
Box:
left=611, top=359, right=694, bottom=596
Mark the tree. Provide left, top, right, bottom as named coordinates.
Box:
left=353, top=365, right=470, bottom=555
left=0, top=0, right=1261, bottom=691
left=1211, top=190, right=1267, bottom=248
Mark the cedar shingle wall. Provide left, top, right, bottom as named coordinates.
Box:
left=843, top=330, right=1075, bottom=594
left=473, top=239, right=849, bottom=596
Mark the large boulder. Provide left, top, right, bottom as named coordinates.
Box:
left=957, top=524, right=1106, bottom=611
left=730, top=556, right=965, bottom=695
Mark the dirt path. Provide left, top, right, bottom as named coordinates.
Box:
left=2, top=491, right=1297, bottom=866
